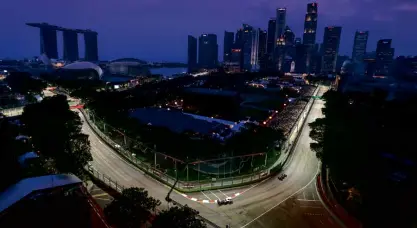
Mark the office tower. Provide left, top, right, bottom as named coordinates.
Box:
left=275, top=8, right=287, bottom=49
left=230, top=44, right=243, bottom=71
left=321, top=26, right=342, bottom=73
left=84, top=31, right=99, bottom=61
left=267, top=19, right=276, bottom=71
left=303, top=3, right=318, bottom=73
left=267, top=19, right=276, bottom=56
left=187, top=35, right=197, bottom=73
left=375, top=39, right=394, bottom=76
left=63, top=30, right=79, bottom=61
left=283, top=26, right=295, bottom=46
left=352, top=31, right=369, bottom=63
left=295, top=38, right=302, bottom=45
left=40, top=27, right=58, bottom=59
left=198, top=34, right=218, bottom=69
left=223, top=31, right=234, bottom=63
left=235, top=29, right=244, bottom=47
left=258, top=29, right=268, bottom=71
left=295, top=44, right=308, bottom=73
left=275, top=34, right=286, bottom=71
left=242, top=24, right=260, bottom=71
left=303, top=3, right=318, bottom=45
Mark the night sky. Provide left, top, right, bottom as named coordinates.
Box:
left=1, top=0, right=416, bottom=62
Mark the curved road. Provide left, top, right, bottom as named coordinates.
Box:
left=78, top=85, right=328, bottom=228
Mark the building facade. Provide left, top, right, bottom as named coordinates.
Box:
left=223, top=31, right=234, bottom=63
left=303, top=3, right=318, bottom=46
left=258, top=29, right=268, bottom=71
left=321, top=26, right=342, bottom=74
left=375, top=39, right=394, bottom=76
left=352, top=31, right=369, bottom=63
left=198, top=34, right=218, bottom=69
left=187, top=35, right=197, bottom=73
left=84, top=32, right=98, bottom=62
left=275, top=8, right=287, bottom=48
left=63, top=30, right=79, bottom=61
left=267, top=19, right=276, bottom=71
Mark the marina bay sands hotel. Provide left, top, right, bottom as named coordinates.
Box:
left=26, top=23, right=98, bottom=62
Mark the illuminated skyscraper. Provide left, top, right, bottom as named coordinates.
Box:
left=187, top=35, right=197, bottom=73
left=321, top=26, right=342, bottom=73
left=275, top=8, right=286, bottom=49
left=242, top=24, right=260, bottom=71
left=352, top=31, right=369, bottom=63
left=198, top=34, right=218, bottom=69
left=375, top=39, right=394, bottom=76
left=223, top=31, right=234, bottom=63
left=303, top=3, right=318, bottom=46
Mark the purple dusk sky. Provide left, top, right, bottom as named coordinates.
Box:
left=1, top=0, right=416, bottom=62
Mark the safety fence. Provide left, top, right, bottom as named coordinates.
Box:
left=86, top=165, right=220, bottom=228
left=80, top=85, right=321, bottom=192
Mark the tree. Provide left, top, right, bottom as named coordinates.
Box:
left=21, top=95, right=92, bottom=177
left=104, top=187, right=161, bottom=228
left=5, top=72, right=46, bottom=95
left=152, top=205, right=206, bottom=228
left=0, top=119, right=22, bottom=191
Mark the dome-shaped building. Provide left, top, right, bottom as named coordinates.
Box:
left=56, top=62, right=104, bottom=80
left=341, top=60, right=354, bottom=74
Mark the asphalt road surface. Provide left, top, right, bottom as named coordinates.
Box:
left=79, top=85, right=329, bottom=228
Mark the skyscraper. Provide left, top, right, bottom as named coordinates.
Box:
left=352, top=31, right=369, bottom=63
left=321, top=26, right=342, bottom=73
left=275, top=8, right=287, bottom=49
left=267, top=19, right=276, bottom=56
left=258, top=29, right=268, bottom=71
left=187, top=35, right=197, bottom=73
left=84, top=31, right=98, bottom=61
left=375, top=39, right=394, bottom=76
left=198, top=34, right=218, bottom=69
left=303, top=3, right=318, bottom=73
left=40, top=27, right=58, bottom=59
left=267, top=19, right=276, bottom=71
left=295, top=38, right=302, bottom=45
left=223, top=31, right=234, bottom=63
left=63, top=30, right=79, bottom=61
left=242, top=24, right=260, bottom=71
left=303, top=3, right=318, bottom=46
left=283, top=26, right=295, bottom=46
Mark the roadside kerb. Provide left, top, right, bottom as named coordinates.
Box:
left=79, top=85, right=320, bottom=192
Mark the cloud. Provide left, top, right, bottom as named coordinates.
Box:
left=372, top=13, right=394, bottom=22
left=393, top=3, right=417, bottom=12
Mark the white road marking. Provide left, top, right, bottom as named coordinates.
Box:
left=191, top=198, right=197, bottom=201
left=218, top=190, right=228, bottom=198
left=297, top=199, right=320, bottom=202
left=238, top=177, right=271, bottom=197
left=210, top=191, right=221, bottom=200
left=240, top=163, right=320, bottom=228
left=201, top=191, right=212, bottom=200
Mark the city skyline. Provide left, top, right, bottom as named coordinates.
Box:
left=1, top=0, right=417, bottom=61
